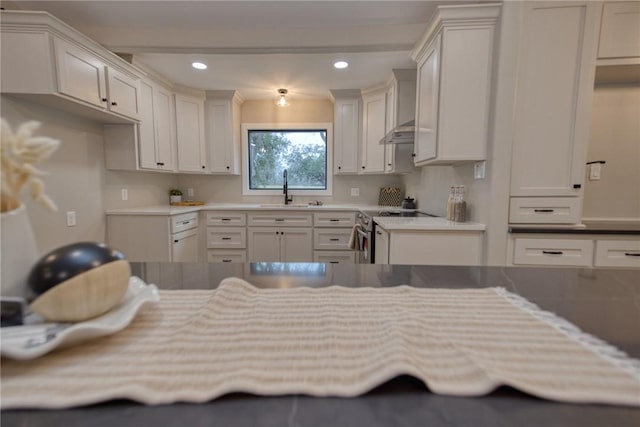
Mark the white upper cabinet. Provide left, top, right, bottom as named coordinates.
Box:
left=138, top=78, right=176, bottom=171
left=175, top=92, right=207, bottom=173
left=384, top=69, right=416, bottom=174
left=360, top=88, right=387, bottom=173
left=598, top=1, right=640, bottom=61
left=411, top=4, right=499, bottom=166
left=0, top=11, right=142, bottom=123
left=205, top=91, right=243, bottom=175
left=510, top=1, right=601, bottom=200
left=331, top=90, right=361, bottom=174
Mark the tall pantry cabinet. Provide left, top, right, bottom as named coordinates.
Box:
left=508, top=1, right=601, bottom=224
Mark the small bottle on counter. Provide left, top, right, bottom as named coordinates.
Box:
left=453, top=186, right=467, bottom=222
left=446, top=186, right=455, bottom=221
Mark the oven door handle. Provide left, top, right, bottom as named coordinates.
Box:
left=357, top=229, right=368, bottom=238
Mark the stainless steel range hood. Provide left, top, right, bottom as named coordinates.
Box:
left=379, top=120, right=415, bottom=145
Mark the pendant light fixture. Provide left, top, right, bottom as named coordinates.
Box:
left=274, top=88, right=290, bottom=107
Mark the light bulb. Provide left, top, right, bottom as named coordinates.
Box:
left=334, top=61, right=349, bottom=69
left=274, top=89, right=289, bottom=107
left=191, top=62, right=207, bottom=70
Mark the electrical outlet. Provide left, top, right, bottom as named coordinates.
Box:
left=474, top=161, right=486, bottom=180
left=187, top=188, right=194, bottom=197
left=589, top=163, right=601, bottom=181
left=121, top=188, right=128, bottom=201
left=66, top=211, right=76, bottom=227
left=350, top=187, right=360, bottom=197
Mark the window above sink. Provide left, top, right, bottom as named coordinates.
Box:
left=241, top=123, right=333, bottom=197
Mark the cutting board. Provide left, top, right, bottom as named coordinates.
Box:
left=170, top=201, right=205, bottom=206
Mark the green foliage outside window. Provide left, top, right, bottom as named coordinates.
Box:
left=248, top=130, right=327, bottom=190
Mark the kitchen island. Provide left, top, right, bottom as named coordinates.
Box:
left=2, top=263, right=639, bottom=426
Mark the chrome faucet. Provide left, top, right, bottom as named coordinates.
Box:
left=283, top=169, right=293, bottom=205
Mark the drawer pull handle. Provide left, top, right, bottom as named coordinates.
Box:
left=174, top=239, right=179, bottom=243
left=330, top=261, right=339, bottom=264
left=221, top=237, right=231, bottom=240
left=376, top=231, right=382, bottom=235
left=542, top=250, right=563, bottom=255
left=275, top=218, right=285, bottom=222
left=534, top=209, right=555, bottom=213
left=221, top=218, right=231, bottom=221
left=329, top=219, right=340, bottom=222
left=329, top=238, right=340, bottom=241
left=222, top=259, right=232, bottom=263
left=624, top=253, right=640, bottom=257
left=181, top=221, right=191, bottom=225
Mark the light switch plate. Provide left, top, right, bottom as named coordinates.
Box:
left=589, top=163, right=601, bottom=180
left=350, top=188, right=360, bottom=197
left=474, top=161, right=486, bottom=180
left=121, top=188, right=128, bottom=201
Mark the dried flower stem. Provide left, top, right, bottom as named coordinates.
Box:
left=1, top=119, right=60, bottom=213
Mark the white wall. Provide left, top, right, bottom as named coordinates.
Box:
left=1, top=97, right=106, bottom=254
left=583, top=84, right=640, bottom=221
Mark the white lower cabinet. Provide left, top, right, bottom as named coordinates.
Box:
left=107, top=212, right=199, bottom=262
left=248, top=227, right=313, bottom=262
left=205, top=211, right=247, bottom=263
left=594, top=239, right=640, bottom=268
left=313, top=251, right=356, bottom=264
left=207, top=250, right=247, bottom=264
left=508, top=235, right=640, bottom=268
left=374, top=227, right=390, bottom=264
left=513, top=237, right=593, bottom=267
left=313, top=212, right=357, bottom=263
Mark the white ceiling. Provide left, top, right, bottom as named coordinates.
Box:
left=6, top=1, right=483, bottom=100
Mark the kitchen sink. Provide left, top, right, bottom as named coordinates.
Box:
left=259, top=204, right=309, bottom=208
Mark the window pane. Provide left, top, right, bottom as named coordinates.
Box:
left=248, top=130, right=327, bottom=190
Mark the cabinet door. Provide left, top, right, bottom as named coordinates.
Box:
left=138, top=80, right=158, bottom=169
left=280, top=228, right=313, bottom=262
left=206, top=99, right=235, bottom=173
left=106, top=67, right=140, bottom=119
left=361, top=90, right=386, bottom=173
left=374, top=227, right=389, bottom=264
left=172, top=229, right=199, bottom=262
left=139, top=81, right=175, bottom=171
left=598, top=2, right=640, bottom=59
left=54, top=38, right=107, bottom=109
left=175, top=93, right=207, bottom=173
left=154, top=85, right=176, bottom=171
left=247, top=228, right=280, bottom=262
left=384, top=85, right=396, bottom=173
left=414, top=34, right=441, bottom=164
left=510, top=2, right=600, bottom=197
left=333, top=97, right=360, bottom=174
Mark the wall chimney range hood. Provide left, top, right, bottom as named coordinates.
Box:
left=379, top=120, right=415, bottom=145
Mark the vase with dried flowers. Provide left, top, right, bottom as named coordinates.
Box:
left=1, top=118, right=60, bottom=297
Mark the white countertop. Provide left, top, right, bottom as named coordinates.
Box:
left=373, top=216, right=486, bottom=231
left=105, top=203, right=408, bottom=216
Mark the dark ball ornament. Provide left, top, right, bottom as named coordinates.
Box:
left=27, top=242, right=130, bottom=322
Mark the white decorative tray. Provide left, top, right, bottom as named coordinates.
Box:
left=1, top=276, right=159, bottom=360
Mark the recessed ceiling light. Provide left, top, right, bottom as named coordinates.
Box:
left=334, top=61, right=349, bottom=69
left=192, top=62, right=207, bottom=70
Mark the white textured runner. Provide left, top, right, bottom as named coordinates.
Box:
left=2, top=278, right=640, bottom=409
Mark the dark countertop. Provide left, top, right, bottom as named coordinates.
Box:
left=3, top=263, right=640, bottom=426
left=509, top=220, right=640, bottom=235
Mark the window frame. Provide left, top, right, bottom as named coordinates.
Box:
left=241, top=122, right=333, bottom=196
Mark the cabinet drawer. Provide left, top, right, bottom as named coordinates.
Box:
left=205, top=211, right=246, bottom=226
left=248, top=212, right=312, bottom=227
left=594, top=239, right=640, bottom=268
left=206, top=227, right=246, bottom=249
left=313, top=212, right=356, bottom=227
left=314, top=228, right=352, bottom=250
left=207, top=249, right=247, bottom=263
left=172, top=228, right=199, bottom=262
left=509, top=197, right=581, bottom=224
left=513, top=238, right=593, bottom=266
left=171, top=212, right=199, bottom=233
left=313, top=251, right=356, bottom=264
